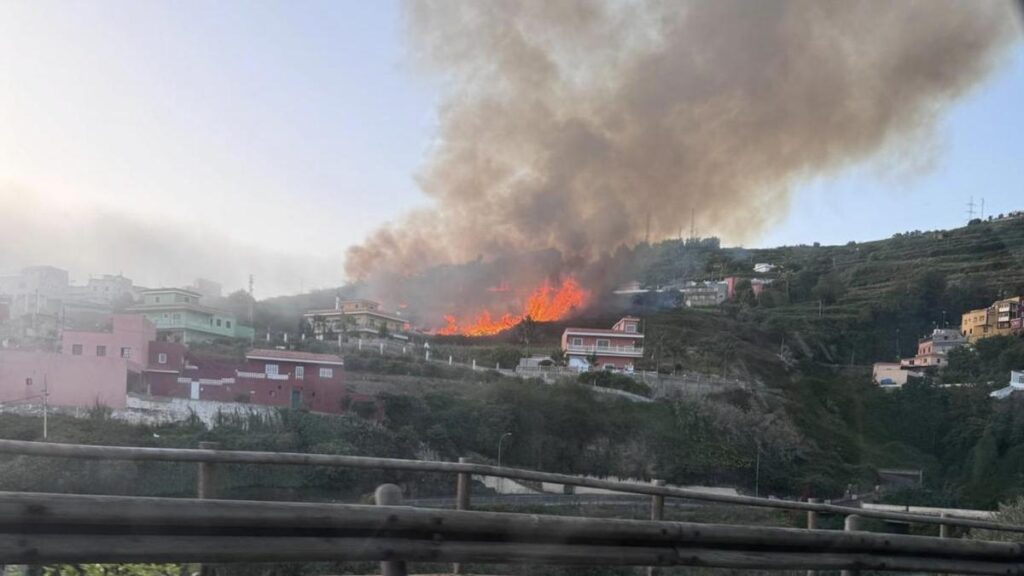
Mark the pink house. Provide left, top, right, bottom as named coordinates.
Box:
left=561, top=317, right=645, bottom=371
left=0, top=314, right=171, bottom=410
left=0, top=350, right=129, bottom=409
left=61, top=314, right=155, bottom=372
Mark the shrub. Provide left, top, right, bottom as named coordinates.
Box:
left=577, top=371, right=652, bottom=397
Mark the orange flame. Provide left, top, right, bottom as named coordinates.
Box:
left=437, top=278, right=588, bottom=336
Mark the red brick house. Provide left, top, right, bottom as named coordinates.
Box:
left=561, top=317, right=644, bottom=372
left=147, top=348, right=358, bottom=414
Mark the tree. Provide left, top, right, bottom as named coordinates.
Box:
left=515, top=315, right=538, bottom=354
left=225, top=290, right=255, bottom=322
left=812, top=272, right=846, bottom=305
left=550, top=348, right=566, bottom=366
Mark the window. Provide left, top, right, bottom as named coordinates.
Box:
left=571, top=337, right=583, bottom=346
left=295, top=366, right=304, bottom=379
left=172, top=313, right=180, bottom=321
left=265, top=364, right=279, bottom=376
left=72, top=344, right=82, bottom=355
left=154, top=296, right=161, bottom=303
left=226, top=320, right=231, bottom=328
left=596, top=339, right=610, bottom=349
left=158, top=352, right=167, bottom=365
left=96, top=345, right=106, bottom=357
left=120, top=347, right=132, bottom=359
left=625, top=323, right=637, bottom=333
left=216, top=319, right=222, bottom=327
left=319, top=367, right=333, bottom=378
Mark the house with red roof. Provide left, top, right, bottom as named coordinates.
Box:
left=561, top=317, right=644, bottom=372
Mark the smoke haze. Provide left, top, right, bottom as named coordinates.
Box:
left=346, top=0, right=1018, bottom=280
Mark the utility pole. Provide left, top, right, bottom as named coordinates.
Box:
left=980, top=197, right=985, bottom=219
left=966, top=196, right=976, bottom=221
left=690, top=208, right=695, bottom=241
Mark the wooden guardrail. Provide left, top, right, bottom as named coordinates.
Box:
left=0, top=438, right=1017, bottom=535
left=0, top=491, right=1021, bottom=574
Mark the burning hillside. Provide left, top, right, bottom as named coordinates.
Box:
left=436, top=277, right=588, bottom=336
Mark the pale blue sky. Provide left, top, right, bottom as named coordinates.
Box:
left=762, top=42, right=1024, bottom=247
left=0, top=1, right=1021, bottom=294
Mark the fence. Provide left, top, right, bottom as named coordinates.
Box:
left=0, top=438, right=1021, bottom=573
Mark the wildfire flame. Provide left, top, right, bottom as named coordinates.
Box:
left=437, top=278, right=588, bottom=336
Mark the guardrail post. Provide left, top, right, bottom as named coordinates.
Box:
left=840, top=514, right=862, bottom=576
left=197, top=442, right=220, bottom=576
left=197, top=441, right=220, bottom=499
left=375, top=484, right=408, bottom=576
left=453, top=458, right=471, bottom=575
left=805, top=498, right=821, bottom=576
left=806, top=497, right=820, bottom=529
left=650, top=479, right=665, bottom=520
left=456, top=457, right=471, bottom=510
left=645, top=479, right=666, bottom=576
left=940, top=512, right=950, bottom=538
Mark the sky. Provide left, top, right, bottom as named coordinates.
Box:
left=1, top=1, right=1022, bottom=295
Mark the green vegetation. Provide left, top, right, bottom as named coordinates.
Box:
left=577, top=371, right=652, bottom=397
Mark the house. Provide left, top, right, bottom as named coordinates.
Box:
left=990, top=371, right=1024, bottom=399
left=148, top=348, right=355, bottom=414
left=725, top=277, right=772, bottom=299
left=899, top=328, right=965, bottom=370
left=753, top=263, right=777, bottom=274
left=0, top=350, right=129, bottom=409
left=677, top=281, right=728, bottom=307
left=561, top=316, right=644, bottom=372
left=67, top=274, right=135, bottom=307
left=127, top=288, right=254, bottom=343
left=872, top=362, right=922, bottom=388
left=303, top=299, right=408, bottom=340
left=961, top=296, right=1024, bottom=343
left=61, top=314, right=158, bottom=389
left=0, top=266, right=69, bottom=319
left=0, top=314, right=174, bottom=410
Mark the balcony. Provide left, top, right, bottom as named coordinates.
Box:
left=565, top=344, right=644, bottom=357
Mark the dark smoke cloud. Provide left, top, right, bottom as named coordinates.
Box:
left=346, top=0, right=1017, bottom=280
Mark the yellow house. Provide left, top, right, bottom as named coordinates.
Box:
left=303, top=299, right=408, bottom=340
left=961, top=296, right=1024, bottom=343
left=961, top=307, right=992, bottom=343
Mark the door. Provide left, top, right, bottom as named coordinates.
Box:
left=290, top=388, right=302, bottom=409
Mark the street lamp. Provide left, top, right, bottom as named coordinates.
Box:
left=497, top=432, right=512, bottom=493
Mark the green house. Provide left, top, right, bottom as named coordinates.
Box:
left=127, top=288, right=254, bottom=343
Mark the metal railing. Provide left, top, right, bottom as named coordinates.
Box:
left=0, top=438, right=1017, bottom=534
left=0, top=438, right=1022, bottom=573
left=565, top=344, right=644, bottom=355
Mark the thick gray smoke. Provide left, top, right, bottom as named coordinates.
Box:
left=346, top=0, right=1017, bottom=280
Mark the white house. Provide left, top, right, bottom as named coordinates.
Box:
left=990, top=371, right=1024, bottom=399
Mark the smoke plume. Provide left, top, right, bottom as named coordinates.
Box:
left=346, top=0, right=1017, bottom=280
